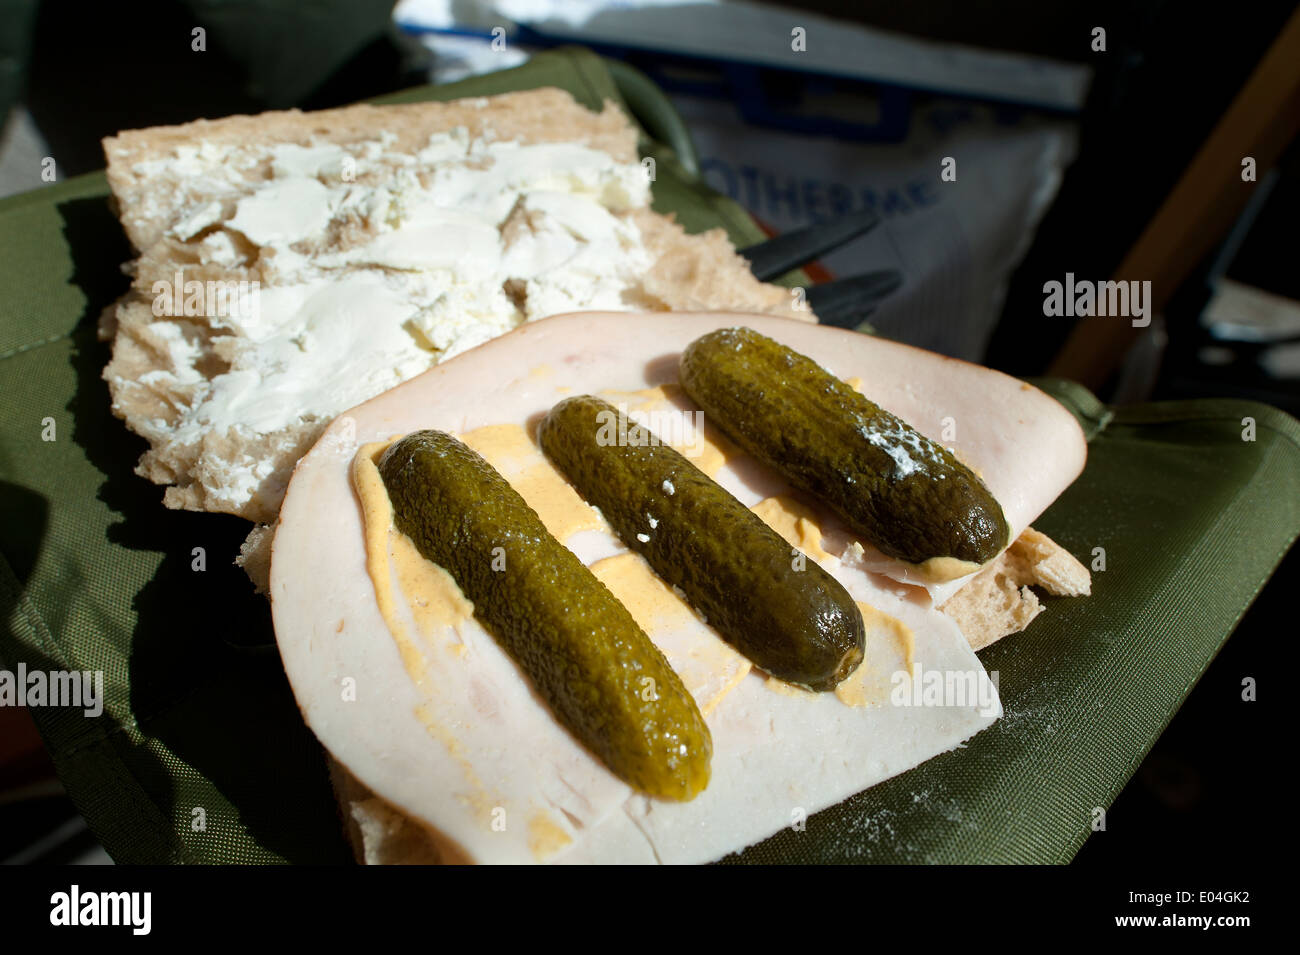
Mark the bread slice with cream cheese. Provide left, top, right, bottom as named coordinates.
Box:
left=100, top=88, right=808, bottom=524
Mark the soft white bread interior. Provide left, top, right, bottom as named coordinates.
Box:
left=940, top=527, right=1092, bottom=650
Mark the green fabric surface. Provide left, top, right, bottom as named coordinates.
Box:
left=2, top=48, right=1297, bottom=864
left=725, top=386, right=1300, bottom=863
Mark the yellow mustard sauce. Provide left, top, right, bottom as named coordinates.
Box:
left=528, top=811, right=574, bottom=861
left=911, top=555, right=983, bottom=583
left=598, top=383, right=740, bottom=478
left=748, top=492, right=915, bottom=707
left=459, top=424, right=606, bottom=541
left=353, top=441, right=498, bottom=825
left=589, top=552, right=750, bottom=716
left=351, top=441, right=434, bottom=683
left=750, top=495, right=834, bottom=563
left=756, top=605, right=913, bottom=708
left=832, top=604, right=915, bottom=708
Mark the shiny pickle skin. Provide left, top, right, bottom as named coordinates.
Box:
left=538, top=396, right=865, bottom=692
left=378, top=430, right=711, bottom=801
left=678, top=327, right=1010, bottom=567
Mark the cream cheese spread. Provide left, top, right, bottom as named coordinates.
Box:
left=128, top=129, right=653, bottom=510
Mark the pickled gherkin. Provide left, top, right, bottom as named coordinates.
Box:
left=378, top=430, right=711, bottom=801
left=538, top=396, right=865, bottom=691
left=679, top=327, right=1010, bottom=575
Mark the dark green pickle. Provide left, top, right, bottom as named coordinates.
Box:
left=538, top=396, right=865, bottom=692
left=679, top=327, right=1010, bottom=570
left=378, top=430, right=711, bottom=801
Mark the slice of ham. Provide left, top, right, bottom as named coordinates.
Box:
left=271, top=311, right=1086, bottom=863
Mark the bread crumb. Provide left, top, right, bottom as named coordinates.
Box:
left=940, top=527, right=1091, bottom=650
left=235, top=521, right=276, bottom=594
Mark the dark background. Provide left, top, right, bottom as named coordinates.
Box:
left=0, top=0, right=1291, bottom=867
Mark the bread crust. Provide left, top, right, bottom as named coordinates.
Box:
left=940, top=527, right=1092, bottom=650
